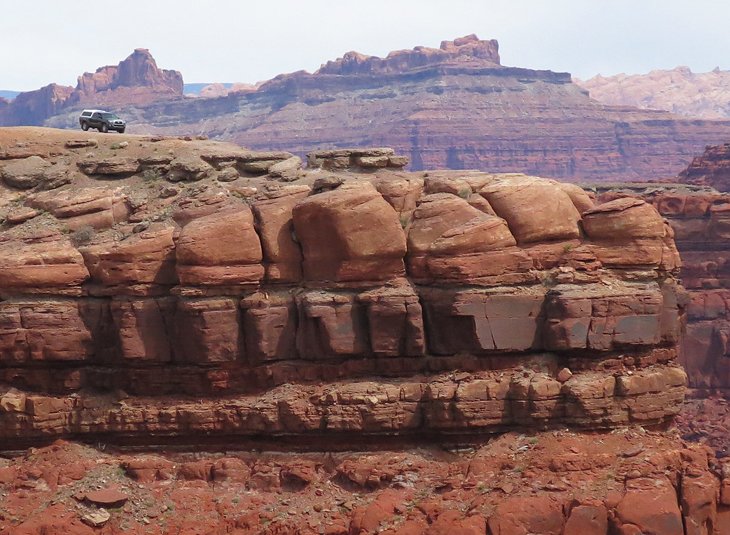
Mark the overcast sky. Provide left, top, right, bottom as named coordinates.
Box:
left=2, top=0, right=729, bottom=90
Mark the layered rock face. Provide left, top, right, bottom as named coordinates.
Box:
left=0, top=49, right=183, bottom=126
left=0, top=128, right=686, bottom=447
left=592, top=182, right=730, bottom=398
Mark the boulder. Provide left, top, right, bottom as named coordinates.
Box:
left=292, top=183, right=406, bottom=282
left=480, top=175, right=581, bottom=243
left=267, top=155, right=302, bottom=180
left=406, top=193, right=527, bottom=282
left=252, top=187, right=309, bottom=282
left=165, top=155, right=213, bottom=181
left=77, top=157, right=140, bottom=176
left=0, top=156, right=51, bottom=189
left=176, top=206, right=264, bottom=286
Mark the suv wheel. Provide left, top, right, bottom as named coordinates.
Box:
left=81, top=122, right=89, bottom=131
left=119, top=128, right=125, bottom=134
left=101, top=124, right=108, bottom=133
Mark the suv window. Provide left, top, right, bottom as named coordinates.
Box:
left=92, top=113, right=100, bottom=118
left=101, top=113, right=119, bottom=120
left=81, top=111, right=92, bottom=117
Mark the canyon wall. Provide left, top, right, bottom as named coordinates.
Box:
left=0, top=127, right=686, bottom=447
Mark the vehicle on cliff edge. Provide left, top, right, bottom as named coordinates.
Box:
left=78, top=109, right=126, bottom=133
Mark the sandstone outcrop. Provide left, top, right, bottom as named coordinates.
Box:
left=0, top=128, right=687, bottom=447
left=1, top=127, right=727, bottom=535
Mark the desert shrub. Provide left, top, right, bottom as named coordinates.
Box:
left=142, top=168, right=162, bottom=181
left=70, top=225, right=95, bottom=246
left=457, top=186, right=472, bottom=199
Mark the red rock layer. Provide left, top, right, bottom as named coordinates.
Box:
left=0, top=128, right=686, bottom=446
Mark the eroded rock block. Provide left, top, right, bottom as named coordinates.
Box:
left=583, top=198, right=667, bottom=267
left=110, top=297, right=174, bottom=362
left=544, top=283, right=664, bottom=351
left=176, top=206, right=264, bottom=287
left=358, top=286, right=425, bottom=356
left=252, top=187, right=309, bottom=283
left=296, top=292, right=367, bottom=359
left=77, top=157, right=140, bottom=176
left=614, top=477, right=684, bottom=535
left=481, top=175, right=581, bottom=243
left=0, top=239, right=89, bottom=291
left=0, top=301, right=93, bottom=362
left=292, top=183, right=406, bottom=282
left=0, top=156, right=52, bottom=189
left=81, top=226, right=177, bottom=290
left=306, top=148, right=407, bottom=171
left=241, top=291, right=297, bottom=363
left=407, top=193, right=530, bottom=284
left=173, top=298, right=242, bottom=363
left=421, top=288, right=544, bottom=354
left=165, top=155, right=212, bottom=182
left=28, top=187, right=130, bottom=230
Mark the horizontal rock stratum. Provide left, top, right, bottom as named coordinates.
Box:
left=0, top=127, right=687, bottom=447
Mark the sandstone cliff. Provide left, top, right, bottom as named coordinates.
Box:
left=0, top=49, right=183, bottom=127
left=577, top=66, right=730, bottom=119
left=2, top=127, right=729, bottom=535
left=0, top=127, right=686, bottom=444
